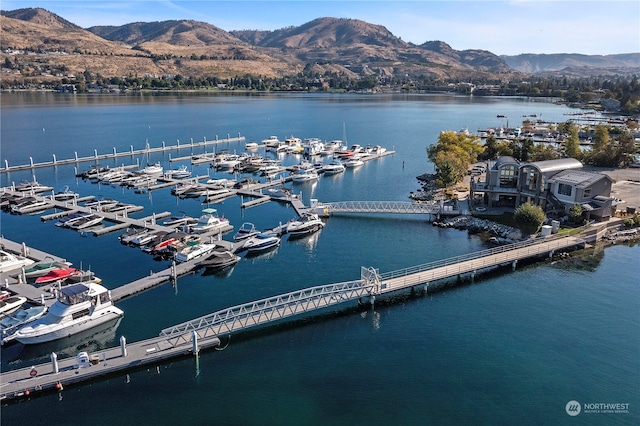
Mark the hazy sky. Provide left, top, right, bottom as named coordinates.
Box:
left=3, top=0, right=639, bottom=56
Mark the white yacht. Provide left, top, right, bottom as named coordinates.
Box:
left=344, top=157, right=365, bottom=168
left=14, top=282, right=124, bottom=345
left=243, top=233, right=281, bottom=253
left=190, top=208, right=231, bottom=234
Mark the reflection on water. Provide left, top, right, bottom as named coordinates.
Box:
left=200, top=264, right=237, bottom=279
left=246, top=245, right=280, bottom=262
left=3, top=317, right=122, bottom=369
left=287, top=229, right=322, bottom=250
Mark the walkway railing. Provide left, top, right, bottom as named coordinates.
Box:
left=322, top=201, right=442, bottom=214
left=159, top=279, right=374, bottom=342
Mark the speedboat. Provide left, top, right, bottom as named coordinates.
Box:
left=242, top=233, right=281, bottom=253
left=162, top=212, right=198, bottom=228
left=190, top=208, right=231, bottom=234
left=286, top=213, right=325, bottom=237
left=1, top=305, right=47, bottom=345
left=119, top=227, right=149, bottom=244
left=53, top=186, right=79, bottom=201
left=66, top=213, right=103, bottom=230
left=291, top=168, right=319, bottom=182
left=245, top=141, right=259, bottom=150
left=262, top=135, right=281, bottom=147
left=0, top=296, right=27, bottom=316
left=14, top=282, right=124, bottom=345
left=35, top=267, right=79, bottom=285
left=344, top=157, right=365, bottom=168
left=0, top=250, right=34, bottom=273
left=197, top=250, right=241, bottom=270
left=10, top=196, right=48, bottom=214
left=233, top=222, right=260, bottom=242
left=174, top=242, right=217, bottom=263
left=321, top=161, right=346, bottom=175
left=55, top=211, right=93, bottom=227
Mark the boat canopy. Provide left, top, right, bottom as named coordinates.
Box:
left=59, top=284, right=90, bottom=305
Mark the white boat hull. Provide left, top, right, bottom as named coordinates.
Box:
left=15, top=308, right=123, bottom=345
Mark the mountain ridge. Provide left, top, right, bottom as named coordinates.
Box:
left=1, top=8, right=637, bottom=83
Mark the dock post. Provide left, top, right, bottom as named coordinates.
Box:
left=113, top=147, right=117, bottom=156
left=190, top=138, right=193, bottom=146
left=471, top=270, right=476, bottom=282
left=52, top=154, right=57, bottom=165
left=130, top=145, right=134, bottom=154
left=74, top=152, right=78, bottom=161
left=29, top=157, right=34, bottom=167
left=120, top=336, right=127, bottom=357
left=4, top=160, right=8, bottom=170
left=51, top=352, right=59, bottom=374
left=177, top=139, right=180, bottom=147
left=512, top=260, right=518, bottom=271
left=192, top=330, right=199, bottom=355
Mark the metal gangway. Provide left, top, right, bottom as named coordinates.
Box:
left=160, top=234, right=585, bottom=343
left=321, top=200, right=444, bottom=215
left=159, top=273, right=380, bottom=343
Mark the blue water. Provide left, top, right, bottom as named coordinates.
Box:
left=1, top=93, right=638, bottom=425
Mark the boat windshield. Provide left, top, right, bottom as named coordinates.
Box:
left=58, top=284, right=90, bottom=305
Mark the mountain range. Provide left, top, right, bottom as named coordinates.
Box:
left=2, top=7, right=639, bottom=82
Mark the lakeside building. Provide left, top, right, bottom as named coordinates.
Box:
left=471, top=157, right=615, bottom=221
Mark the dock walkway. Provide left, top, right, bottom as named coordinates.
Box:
left=0, top=232, right=586, bottom=401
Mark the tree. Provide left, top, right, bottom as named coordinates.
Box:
left=562, top=123, right=581, bottom=159
left=569, top=204, right=583, bottom=224
left=514, top=202, right=546, bottom=235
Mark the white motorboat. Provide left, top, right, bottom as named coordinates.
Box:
left=215, top=154, right=242, bottom=170
left=344, top=157, right=365, bottom=168
left=162, top=212, right=198, bottom=228
left=163, top=165, right=191, bottom=179
left=0, top=296, right=27, bottom=316
left=245, top=141, right=259, bottom=150
left=10, top=196, right=48, bottom=214
left=190, top=208, right=231, bottom=234
left=141, top=162, right=163, bottom=175
left=267, top=187, right=297, bottom=199
left=119, top=227, right=149, bottom=244
left=14, top=282, right=124, bottom=345
left=291, top=168, right=319, bottom=182
left=321, top=161, right=346, bottom=175
left=52, top=186, right=79, bottom=201
left=175, top=242, right=217, bottom=263
left=13, top=180, right=54, bottom=194
left=1, top=305, right=47, bottom=344
left=233, top=222, right=260, bottom=241
left=286, top=212, right=325, bottom=237
left=67, top=213, right=103, bottom=230
left=0, top=250, right=34, bottom=273
left=242, top=233, right=281, bottom=253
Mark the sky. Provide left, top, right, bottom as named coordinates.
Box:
left=2, top=0, right=639, bottom=56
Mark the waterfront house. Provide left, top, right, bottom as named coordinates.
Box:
left=471, top=156, right=614, bottom=221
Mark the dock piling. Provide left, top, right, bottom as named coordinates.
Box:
left=51, top=352, right=59, bottom=374
left=192, top=330, right=199, bottom=355
left=120, top=336, right=127, bottom=357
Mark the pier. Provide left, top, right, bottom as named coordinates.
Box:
left=0, top=231, right=586, bottom=401
left=0, top=135, right=245, bottom=173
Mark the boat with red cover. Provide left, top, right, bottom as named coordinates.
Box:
left=34, top=267, right=78, bottom=285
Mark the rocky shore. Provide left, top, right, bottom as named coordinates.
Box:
left=432, top=215, right=525, bottom=243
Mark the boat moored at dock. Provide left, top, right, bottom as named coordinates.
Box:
left=13, top=282, right=124, bottom=345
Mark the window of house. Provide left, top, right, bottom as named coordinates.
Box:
left=499, top=165, right=517, bottom=187
left=558, top=183, right=572, bottom=196
left=584, top=188, right=591, bottom=197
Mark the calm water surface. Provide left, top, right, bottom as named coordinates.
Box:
left=0, top=93, right=637, bottom=425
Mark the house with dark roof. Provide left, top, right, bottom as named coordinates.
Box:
left=470, top=156, right=615, bottom=220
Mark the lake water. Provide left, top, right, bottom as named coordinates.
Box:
left=1, top=92, right=638, bottom=425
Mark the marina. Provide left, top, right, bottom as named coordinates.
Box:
left=1, top=92, right=637, bottom=424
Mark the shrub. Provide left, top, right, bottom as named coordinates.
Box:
left=514, top=202, right=546, bottom=235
